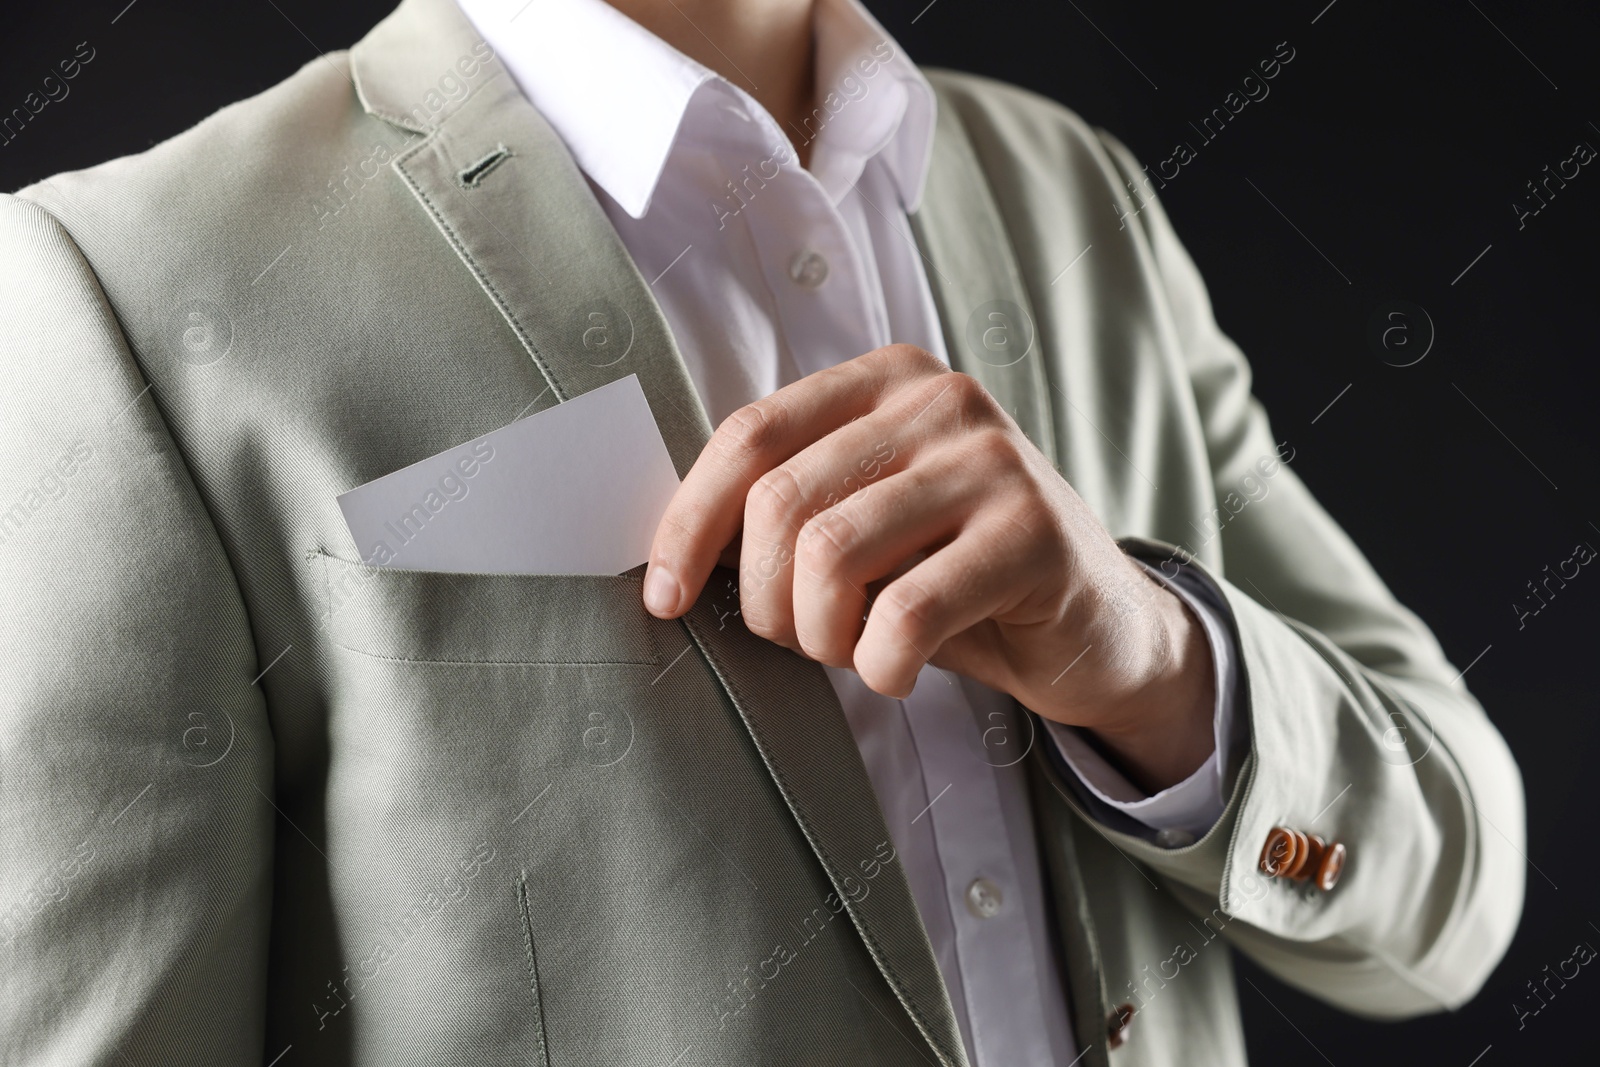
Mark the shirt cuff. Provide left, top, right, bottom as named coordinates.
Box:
left=1043, top=557, right=1241, bottom=845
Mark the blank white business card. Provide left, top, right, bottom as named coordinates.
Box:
left=337, top=374, right=680, bottom=575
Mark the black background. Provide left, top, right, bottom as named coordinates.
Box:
left=3, top=1, right=1596, bottom=1063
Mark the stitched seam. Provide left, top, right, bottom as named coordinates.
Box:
left=363, top=65, right=512, bottom=136
left=326, top=642, right=658, bottom=667
left=517, top=872, right=553, bottom=1067
left=314, top=548, right=645, bottom=586
left=681, top=615, right=960, bottom=1067
left=392, top=140, right=566, bottom=403
left=312, top=552, right=654, bottom=664
left=316, top=549, right=334, bottom=623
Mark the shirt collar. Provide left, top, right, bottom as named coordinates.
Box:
left=454, top=0, right=935, bottom=218
left=804, top=0, right=935, bottom=210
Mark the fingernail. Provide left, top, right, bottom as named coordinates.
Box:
left=643, top=566, right=680, bottom=616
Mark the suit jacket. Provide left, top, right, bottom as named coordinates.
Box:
left=0, top=0, right=1524, bottom=1063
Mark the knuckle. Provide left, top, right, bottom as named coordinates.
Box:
left=970, top=425, right=1024, bottom=469
left=876, top=579, right=938, bottom=645
left=717, top=399, right=786, bottom=460
left=795, top=635, right=828, bottom=662
left=743, top=607, right=785, bottom=642
left=880, top=343, right=942, bottom=374
left=948, top=371, right=999, bottom=415
left=653, top=507, right=699, bottom=553
left=796, top=510, right=859, bottom=574
left=748, top=466, right=803, bottom=528
left=737, top=581, right=790, bottom=642
left=908, top=374, right=954, bottom=415
left=795, top=622, right=848, bottom=665
left=915, top=370, right=994, bottom=418
left=856, top=649, right=918, bottom=700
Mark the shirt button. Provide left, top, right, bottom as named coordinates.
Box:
left=1155, top=828, right=1195, bottom=849
left=788, top=249, right=829, bottom=288
left=964, top=877, right=1004, bottom=919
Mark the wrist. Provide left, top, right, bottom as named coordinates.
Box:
left=1088, top=576, right=1217, bottom=793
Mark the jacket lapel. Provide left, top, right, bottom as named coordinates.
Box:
left=351, top=3, right=968, bottom=1064
left=353, top=8, right=712, bottom=476
left=911, top=91, right=1059, bottom=464
left=677, top=599, right=970, bottom=1067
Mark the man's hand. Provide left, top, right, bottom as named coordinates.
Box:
left=643, top=345, right=1215, bottom=792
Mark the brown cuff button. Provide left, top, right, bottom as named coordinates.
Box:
left=1315, top=840, right=1347, bottom=891
left=1106, top=1002, right=1136, bottom=1050
left=1259, top=826, right=1345, bottom=891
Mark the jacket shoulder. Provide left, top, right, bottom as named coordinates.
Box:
left=9, top=51, right=372, bottom=249
left=920, top=67, right=1160, bottom=257
left=922, top=68, right=1125, bottom=179
left=2, top=49, right=417, bottom=368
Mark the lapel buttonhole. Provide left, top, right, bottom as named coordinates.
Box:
left=458, top=143, right=514, bottom=188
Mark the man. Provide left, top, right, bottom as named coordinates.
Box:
left=0, top=0, right=1522, bottom=1064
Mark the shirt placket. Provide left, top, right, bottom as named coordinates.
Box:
left=733, top=156, right=885, bottom=387
left=903, top=664, right=1059, bottom=1066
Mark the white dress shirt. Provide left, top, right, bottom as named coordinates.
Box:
left=456, top=1, right=1241, bottom=1062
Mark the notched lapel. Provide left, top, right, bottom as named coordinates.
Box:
left=353, top=0, right=712, bottom=476
left=388, top=73, right=714, bottom=478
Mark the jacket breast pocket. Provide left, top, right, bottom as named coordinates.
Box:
left=314, top=549, right=661, bottom=667
left=311, top=547, right=666, bottom=787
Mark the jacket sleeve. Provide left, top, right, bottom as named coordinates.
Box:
left=0, top=194, right=274, bottom=1063
left=1076, top=135, right=1526, bottom=1018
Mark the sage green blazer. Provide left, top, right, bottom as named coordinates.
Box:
left=0, top=0, right=1523, bottom=1063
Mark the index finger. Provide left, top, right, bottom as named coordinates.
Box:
left=642, top=346, right=931, bottom=618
